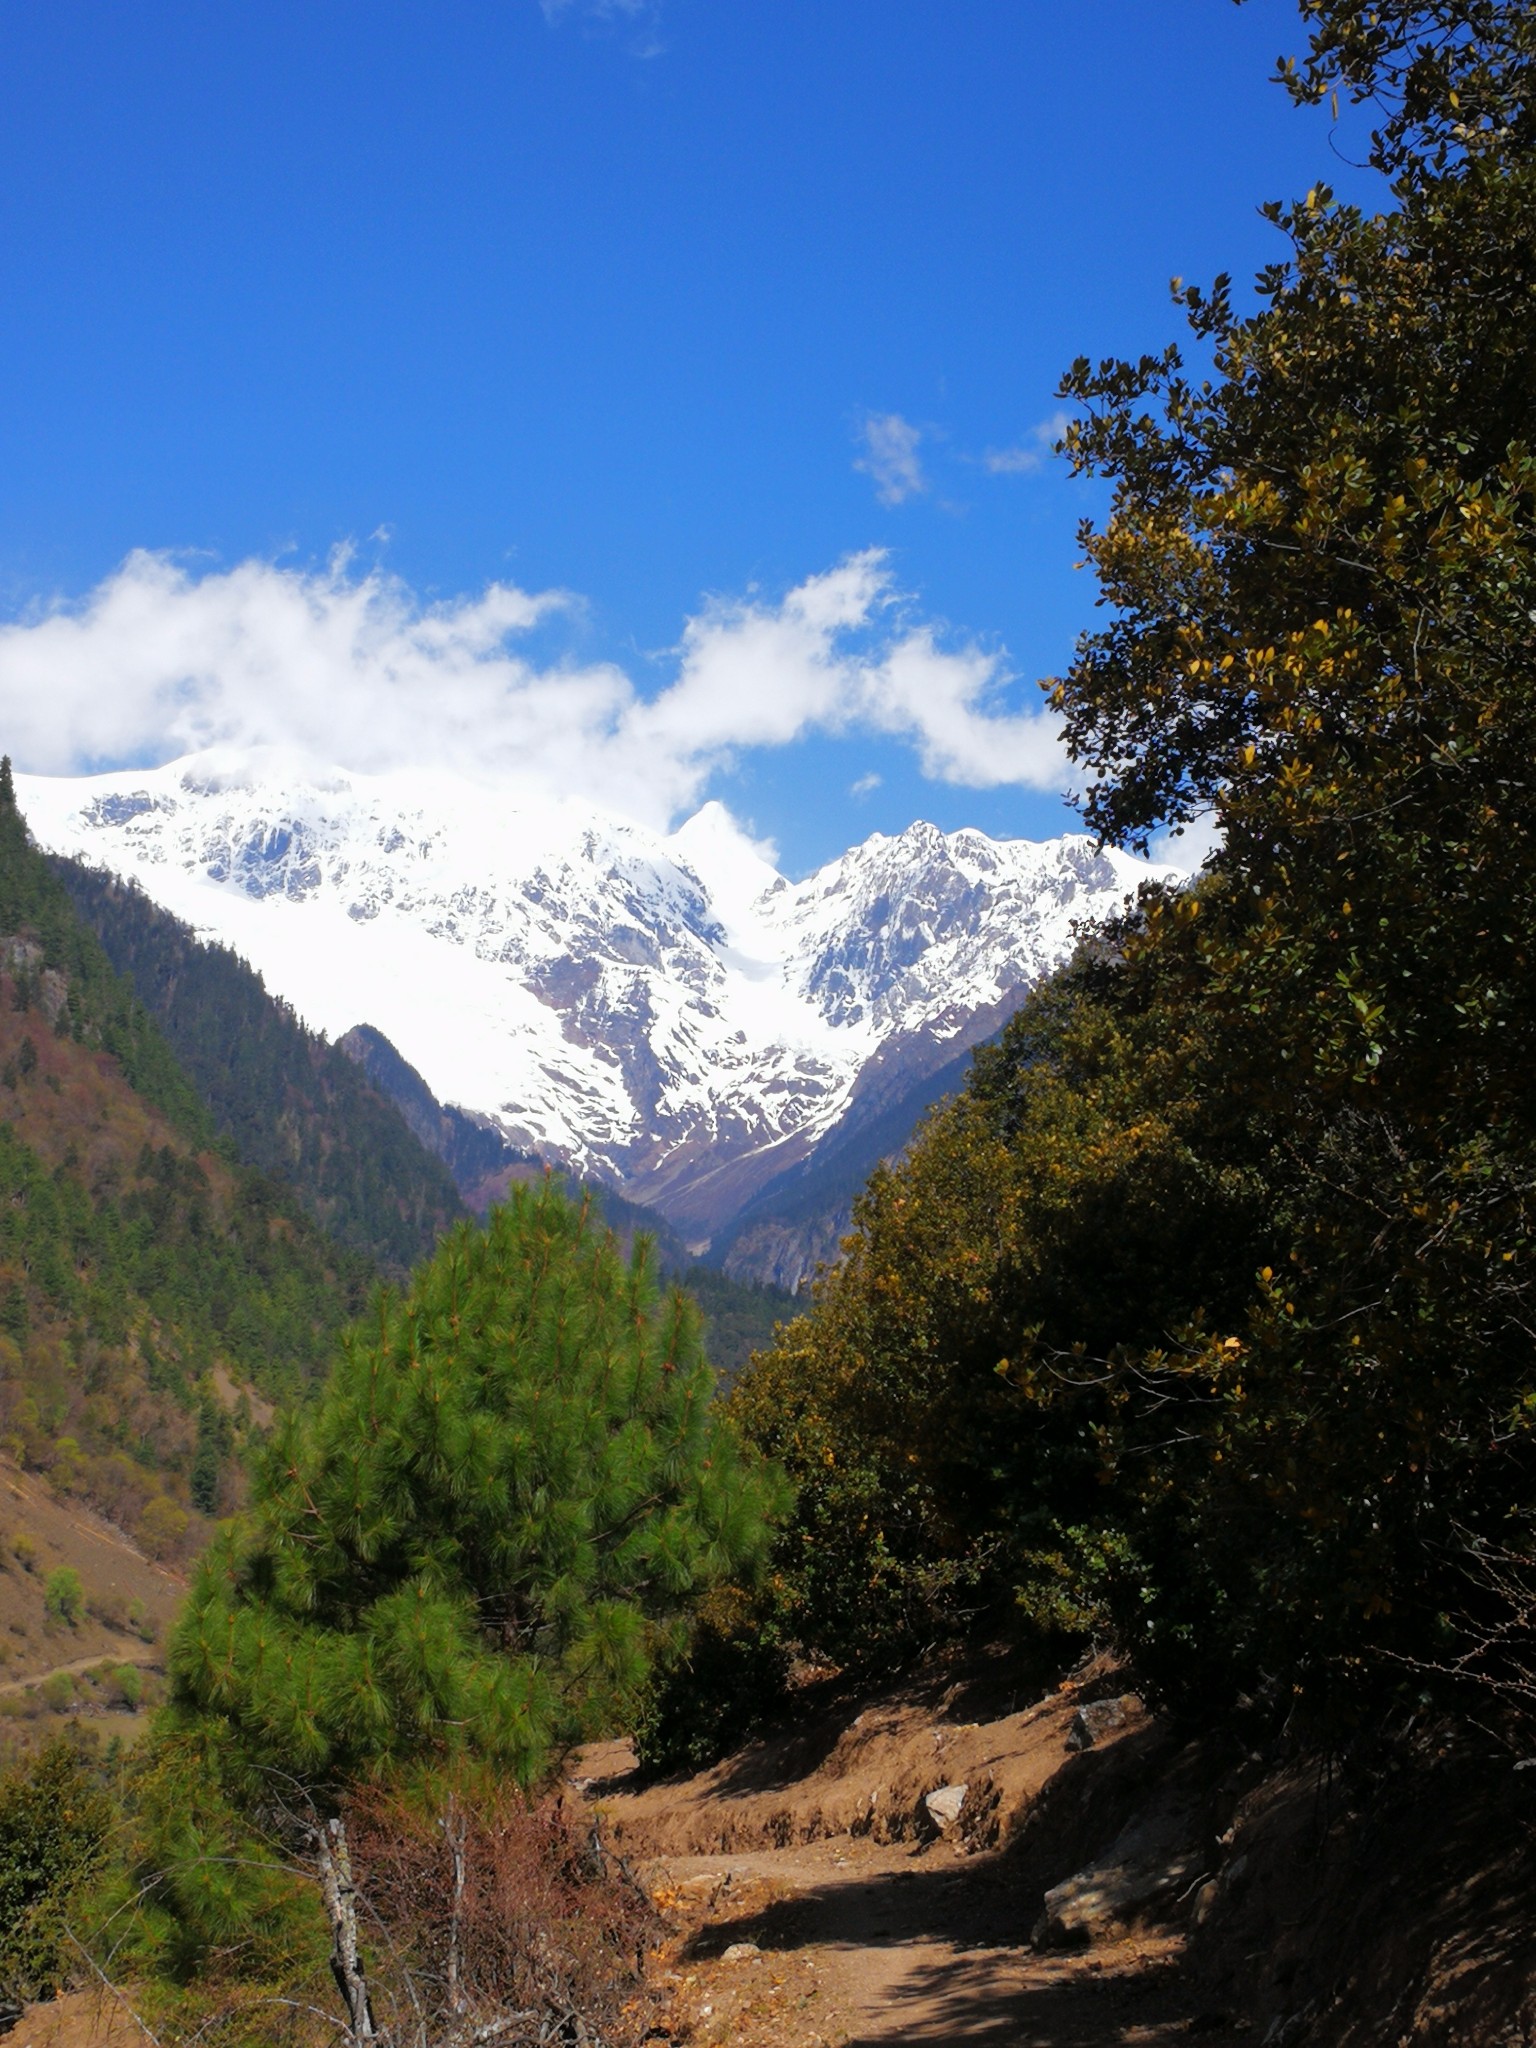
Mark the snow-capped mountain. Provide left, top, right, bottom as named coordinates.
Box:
left=15, top=754, right=1174, bottom=1240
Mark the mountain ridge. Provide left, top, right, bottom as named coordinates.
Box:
left=16, top=756, right=1177, bottom=1242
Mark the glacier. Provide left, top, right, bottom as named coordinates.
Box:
left=15, top=752, right=1176, bottom=1237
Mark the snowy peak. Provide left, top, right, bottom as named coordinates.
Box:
left=15, top=756, right=1176, bottom=1232
left=766, top=821, right=1152, bottom=1035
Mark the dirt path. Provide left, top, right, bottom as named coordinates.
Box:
left=0, top=1640, right=158, bottom=1698
left=578, top=1659, right=1234, bottom=2047
left=644, top=1832, right=1202, bottom=2047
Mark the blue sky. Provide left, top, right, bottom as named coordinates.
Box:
left=0, top=1, right=1378, bottom=873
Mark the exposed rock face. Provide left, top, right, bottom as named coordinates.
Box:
left=719, top=1210, right=853, bottom=1294
left=17, top=757, right=1176, bottom=1241
left=1032, top=1803, right=1208, bottom=1948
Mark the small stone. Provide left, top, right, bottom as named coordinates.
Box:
left=1065, top=1696, right=1132, bottom=1752
left=924, top=1782, right=968, bottom=1831
left=721, top=1942, right=761, bottom=1963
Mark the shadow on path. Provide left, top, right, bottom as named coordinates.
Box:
left=681, top=1847, right=1232, bottom=2046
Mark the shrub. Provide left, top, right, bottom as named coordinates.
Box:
left=40, top=1672, right=75, bottom=1715
left=134, top=1496, right=189, bottom=1562
left=0, top=1738, right=112, bottom=2001
left=42, top=1567, right=83, bottom=1628
left=635, top=1585, right=790, bottom=1774
left=110, top=1665, right=142, bottom=1712
left=347, top=1776, right=663, bottom=2047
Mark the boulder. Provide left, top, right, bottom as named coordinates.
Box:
left=1031, top=1803, right=1206, bottom=1948
left=923, top=1782, right=969, bottom=1833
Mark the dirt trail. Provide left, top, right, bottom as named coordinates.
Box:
left=0, top=1641, right=158, bottom=1699
left=579, top=1661, right=1218, bottom=2046
left=12, top=1644, right=1536, bottom=2047
left=581, top=1649, right=1536, bottom=2047
left=643, top=1834, right=1195, bottom=2046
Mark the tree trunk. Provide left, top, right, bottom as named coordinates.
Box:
left=317, top=1814, right=378, bottom=2044
left=442, top=1798, right=468, bottom=2019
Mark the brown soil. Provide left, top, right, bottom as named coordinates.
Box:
left=0, top=1458, right=182, bottom=1749
left=12, top=1644, right=1535, bottom=2048
left=5, top=1988, right=149, bottom=2048
left=578, top=1650, right=1536, bottom=2047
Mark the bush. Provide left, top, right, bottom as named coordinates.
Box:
left=40, top=1671, right=75, bottom=1715
left=634, top=1586, right=790, bottom=1774
left=109, top=1665, right=143, bottom=1712
left=0, top=1737, right=112, bottom=2001
left=90, top=1725, right=322, bottom=1995
left=42, top=1567, right=83, bottom=1628
left=134, top=1496, right=189, bottom=1563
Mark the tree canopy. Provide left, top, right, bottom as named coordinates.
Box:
left=708, top=0, right=1536, bottom=1741
left=168, top=1180, right=781, bottom=1801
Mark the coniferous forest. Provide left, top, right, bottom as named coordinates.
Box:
left=2, top=3, right=1536, bottom=2044
left=52, top=859, right=466, bottom=1275
left=0, top=762, right=376, bottom=1559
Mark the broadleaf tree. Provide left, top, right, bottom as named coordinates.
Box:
left=1038, top=0, right=1536, bottom=1711
left=711, top=0, right=1536, bottom=1741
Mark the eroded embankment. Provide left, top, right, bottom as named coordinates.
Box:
left=578, top=1650, right=1536, bottom=2048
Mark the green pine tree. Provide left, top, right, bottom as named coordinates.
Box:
left=166, top=1179, right=783, bottom=1803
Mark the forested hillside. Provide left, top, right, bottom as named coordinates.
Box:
left=0, top=764, right=374, bottom=1561
left=54, top=864, right=464, bottom=1273
left=656, top=0, right=1536, bottom=1764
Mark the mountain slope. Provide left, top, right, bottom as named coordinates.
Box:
left=710, top=1031, right=987, bottom=1291
left=15, top=756, right=1176, bottom=1239
left=337, top=1022, right=540, bottom=1213
left=337, top=1021, right=791, bottom=1375
left=51, top=862, right=464, bottom=1274
left=0, top=764, right=374, bottom=1563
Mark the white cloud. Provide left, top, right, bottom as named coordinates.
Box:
left=1149, top=808, right=1224, bottom=876
left=540, top=0, right=649, bottom=20
left=984, top=409, right=1072, bottom=477
left=0, top=547, right=1067, bottom=830
left=850, top=771, right=882, bottom=797
left=539, top=0, right=664, bottom=50
left=854, top=413, right=926, bottom=506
